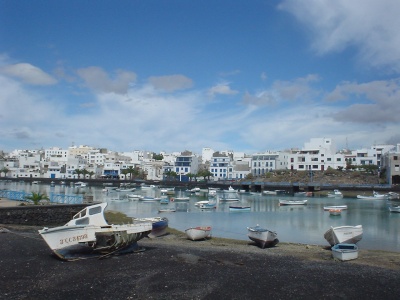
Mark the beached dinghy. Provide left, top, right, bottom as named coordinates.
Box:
left=38, top=203, right=152, bottom=261
left=185, top=226, right=212, bottom=241
left=247, top=225, right=279, bottom=249
left=331, top=244, right=359, bottom=261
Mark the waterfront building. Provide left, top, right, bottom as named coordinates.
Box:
left=210, top=152, right=231, bottom=180
left=381, top=144, right=400, bottom=185
left=288, top=138, right=346, bottom=171
left=174, top=152, right=199, bottom=182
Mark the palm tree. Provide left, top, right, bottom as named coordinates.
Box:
left=25, top=192, right=49, bottom=205
left=121, top=169, right=129, bottom=180
left=74, top=169, right=82, bottom=179
left=88, top=171, right=95, bottom=179
left=1, top=167, right=10, bottom=177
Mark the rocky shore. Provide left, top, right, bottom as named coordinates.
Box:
left=1, top=224, right=400, bottom=299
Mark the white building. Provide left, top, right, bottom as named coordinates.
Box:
left=288, top=138, right=346, bottom=171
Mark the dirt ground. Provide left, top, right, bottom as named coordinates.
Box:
left=1, top=224, right=400, bottom=299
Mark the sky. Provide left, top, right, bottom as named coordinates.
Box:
left=1, top=0, right=400, bottom=155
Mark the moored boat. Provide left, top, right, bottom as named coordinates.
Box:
left=389, top=206, right=400, bottom=213
left=185, top=226, right=212, bottom=241
left=279, top=199, right=308, bottom=206
left=229, top=205, right=251, bottom=212
left=329, top=208, right=342, bottom=216
left=247, top=225, right=279, bottom=249
left=38, top=203, right=152, bottom=261
left=327, top=189, right=343, bottom=198
left=323, top=225, right=363, bottom=246
left=323, top=205, right=348, bottom=211
left=331, top=244, right=359, bottom=261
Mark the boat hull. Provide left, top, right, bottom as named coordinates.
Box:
left=331, top=244, right=359, bottom=261
left=323, top=225, right=363, bottom=246
left=279, top=200, right=308, bottom=206
left=39, top=224, right=151, bottom=260
left=185, top=227, right=212, bottom=241
left=229, top=206, right=251, bottom=212
left=247, top=226, right=279, bottom=249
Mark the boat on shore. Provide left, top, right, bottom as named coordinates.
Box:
left=324, top=225, right=363, bottom=246
left=38, top=203, right=152, bottom=261
left=247, top=225, right=279, bottom=249
left=134, top=217, right=168, bottom=238
left=185, top=226, right=212, bottom=241
left=279, top=199, right=308, bottom=206
left=331, top=244, right=359, bottom=261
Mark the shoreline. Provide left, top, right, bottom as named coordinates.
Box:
left=1, top=224, right=400, bottom=299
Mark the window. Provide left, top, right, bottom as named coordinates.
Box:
left=395, top=165, right=399, bottom=172
left=299, top=165, right=304, bottom=169
left=336, top=158, right=342, bottom=162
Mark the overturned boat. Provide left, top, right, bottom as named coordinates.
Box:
left=38, top=203, right=152, bottom=261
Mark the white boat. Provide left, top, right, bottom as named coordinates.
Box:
left=141, top=197, right=161, bottom=202
left=158, top=207, right=176, bottom=213
left=185, top=226, right=212, bottom=241
left=262, top=189, right=287, bottom=195
left=279, top=199, right=308, bottom=206
left=389, top=206, right=400, bottom=213
left=223, top=186, right=237, bottom=193
left=219, top=196, right=240, bottom=202
left=323, top=205, right=348, bottom=211
left=357, top=191, right=388, bottom=200
left=74, top=181, right=87, bottom=187
left=38, top=203, right=152, bottom=261
left=188, top=187, right=201, bottom=193
left=247, top=225, right=279, bottom=249
left=387, top=192, right=400, bottom=199
left=229, top=205, right=251, bottom=212
left=172, top=197, right=190, bottom=202
left=134, top=217, right=168, bottom=238
left=323, top=225, right=363, bottom=246
left=194, top=200, right=210, bottom=207
left=331, top=244, right=359, bottom=261
left=115, top=187, right=136, bottom=192
left=327, top=189, right=343, bottom=198
left=127, top=194, right=144, bottom=200
left=160, top=187, right=175, bottom=193
left=140, top=184, right=156, bottom=190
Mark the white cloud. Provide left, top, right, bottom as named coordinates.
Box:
left=0, top=63, right=57, bottom=85
left=76, top=66, right=137, bottom=94
left=325, top=79, right=400, bottom=123
left=207, top=82, right=239, bottom=97
left=148, top=74, right=193, bottom=92
left=279, top=0, right=400, bottom=72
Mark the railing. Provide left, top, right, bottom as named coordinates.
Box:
left=0, top=190, right=83, bottom=204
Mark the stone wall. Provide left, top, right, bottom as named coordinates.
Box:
left=0, top=204, right=93, bottom=226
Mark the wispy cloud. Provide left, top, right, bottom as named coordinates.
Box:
left=76, top=66, right=137, bottom=94
left=0, top=63, right=57, bottom=85
left=148, top=74, right=193, bottom=92
left=279, top=0, right=400, bottom=72
left=207, top=82, right=239, bottom=97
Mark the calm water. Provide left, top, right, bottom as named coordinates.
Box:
left=3, top=181, right=400, bottom=252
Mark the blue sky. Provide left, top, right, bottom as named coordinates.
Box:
left=1, top=0, right=400, bottom=154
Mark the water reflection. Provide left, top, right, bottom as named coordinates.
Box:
left=1, top=181, right=399, bottom=252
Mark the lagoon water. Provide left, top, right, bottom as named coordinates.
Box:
left=2, top=181, right=400, bottom=252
